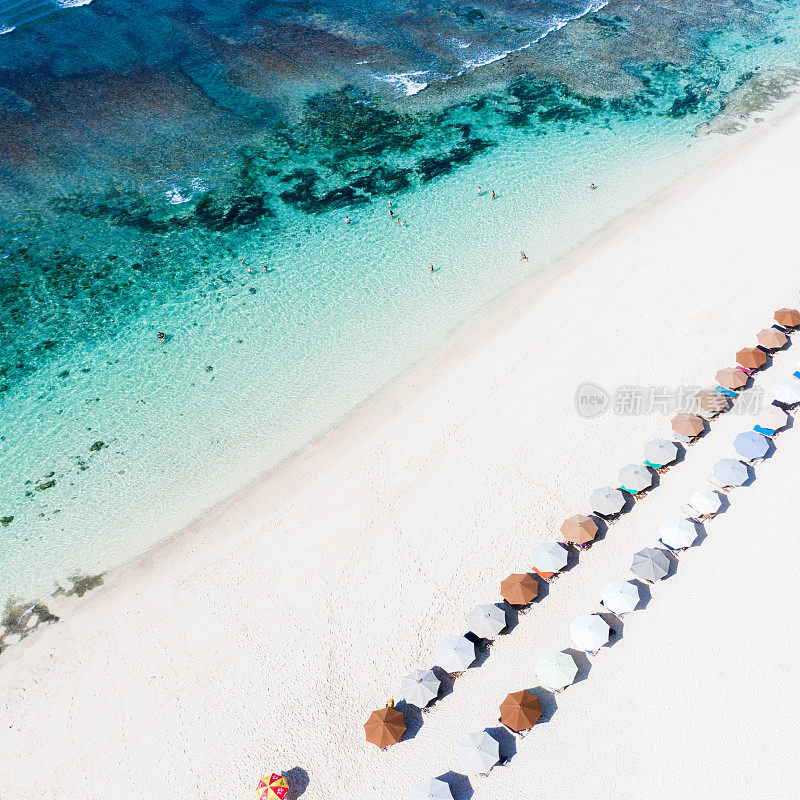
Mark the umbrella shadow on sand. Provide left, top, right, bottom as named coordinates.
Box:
left=597, top=612, right=623, bottom=648
left=528, top=687, right=558, bottom=724
left=282, top=767, right=310, bottom=798
left=562, top=649, right=592, bottom=684
left=631, top=579, right=653, bottom=611
left=486, top=725, right=517, bottom=765
left=660, top=548, right=680, bottom=580
left=437, top=771, right=474, bottom=799
left=399, top=701, right=425, bottom=740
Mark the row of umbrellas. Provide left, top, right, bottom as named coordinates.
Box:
left=401, top=307, right=800, bottom=795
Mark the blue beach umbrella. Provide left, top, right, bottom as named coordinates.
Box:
left=712, top=458, right=748, bottom=487
left=733, top=431, right=769, bottom=460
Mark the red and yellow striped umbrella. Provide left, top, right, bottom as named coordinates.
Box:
left=256, top=773, right=288, bottom=800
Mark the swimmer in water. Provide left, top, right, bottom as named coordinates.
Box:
left=491, top=190, right=496, bottom=199
left=157, top=331, right=166, bottom=342
left=345, top=216, right=351, bottom=224
left=520, top=251, right=528, bottom=260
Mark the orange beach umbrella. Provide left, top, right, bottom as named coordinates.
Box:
left=500, top=572, right=539, bottom=606
left=736, top=347, right=766, bottom=369
left=671, top=412, right=704, bottom=437
left=364, top=706, right=406, bottom=748
left=775, top=308, right=800, bottom=327
left=256, top=774, right=288, bottom=800
left=560, top=514, right=598, bottom=545
left=715, top=367, right=747, bottom=390
left=500, top=690, right=542, bottom=732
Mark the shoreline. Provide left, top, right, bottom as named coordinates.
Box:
left=3, top=77, right=800, bottom=799
left=5, top=79, right=798, bottom=646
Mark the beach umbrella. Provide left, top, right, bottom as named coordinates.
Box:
left=659, top=518, right=698, bottom=550
left=736, top=347, right=767, bottom=369
left=500, top=572, right=538, bottom=605
left=712, top=458, right=748, bottom=487
left=671, top=413, right=704, bottom=438
left=409, top=778, right=454, bottom=800
left=755, top=405, right=788, bottom=432
left=773, top=381, right=800, bottom=406
left=529, top=542, right=568, bottom=576
left=734, top=430, right=769, bottom=460
left=364, top=706, right=406, bottom=748
left=757, top=328, right=787, bottom=350
left=687, top=489, right=722, bottom=516
left=631, top=548, right=670, bottom=582
left=560, top=514, right=598, bottom=545
left=456, top=731, right=500, bottom=775
left=618, top=464, right=652, bottom=494
left=775, top=308, right=800, bottom=327
left=401, top=669, right=440, bottom=708
left=467, top=603, right=506, bottom=639
left=569, top=613, right=610, bottom=652
left=589, top=485, right=625, bottom=516
left=600, top=579, right=640, bottom=615
left=716, top=367, right=748, bottom=390
left=643, top=439, right=678, bottom=467
left=536, top=650, right=579, bottom=691
left=434, top=636, right=475, bottom=673
left=255, top=774, right=289, bottom=800
left=694, top=389, right=727, bottom=416
left=499, top=690, right=542, bottom=732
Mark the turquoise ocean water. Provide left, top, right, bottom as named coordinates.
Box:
left=1, top=0, right=800, bottom=611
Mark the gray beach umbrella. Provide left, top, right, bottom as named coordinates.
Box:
left=687, top=489, right=722, bottom=517
left=409, top=778, right=454, bottom=800
left=536, top=650, right=579, bottom=690
left=631, top=547, right=670, bottom=582
left=733, top=431, right=769, bottom=460
left=467, top=603, right=506, bottom=639
left=659, top=518, right=698, bottom=550
left=456, top=731, right=500, bottom=775
left=434, top=635, right=475, bottom=673
left=712, top=458, right=748, bottom=487
left=643, top=438, right=678, bottom=467
left=569, top=613, right=610, bottom=653
left=401, top=669, right=440, bottom=708
left=589, top=486, right=626, bottom=516
left=529, top=541, right=569, bottom=574
left=618, top=463, right=653, bottom=493
left=600, top=580, right=640, bottom=615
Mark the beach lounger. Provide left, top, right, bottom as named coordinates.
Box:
left=753, top=425, right=776, bottom=436
left=715, top=385, right=738, bottom=398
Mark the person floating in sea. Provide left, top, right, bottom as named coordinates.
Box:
left=345, top=216, right=351, bottom=224
left=389, top=209, right=394, bottom=218
left=478, top=186, right=482, bottom=195
left=491, top=190, right=496, bottom=200
left=157, top=331, right=166, bottom=343
left=430, top=264, right=434, bottom=272
left=588, top=183, right=597, bottom=190
left=520, top=251, right=528, bottom=260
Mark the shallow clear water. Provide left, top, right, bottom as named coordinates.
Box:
left=1, top=0, right=800, bottom=605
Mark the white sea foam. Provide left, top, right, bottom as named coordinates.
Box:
left=376, top=71, right=430, bottom=96
left=0, top=24, right=15, bottom=34
left=165, top=187, right=192, bottom=205
left=456, top=0, right=609, bottom=77
left=53, top=0, right=93, bottom=7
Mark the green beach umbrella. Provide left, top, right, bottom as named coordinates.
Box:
left=536, top=650, right=579, bottom=691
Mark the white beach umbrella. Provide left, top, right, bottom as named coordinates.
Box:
left=712, top=458, right=748, bottom=487
left=456, top=731, right=500, bottom=774
left=466, top=604, right=506, bottom=639
left=687, top=489, right=722, bottom=517
left=401, top=669, right=440, bottom=708
left=434, top=635, right=475, bottom=673
left=536, top=650, right=579, bottom=690
left=643, top=438, right=678, bottom=467
left=589, top=485, right=626, bottom=516
left=659, top=518, right=698, bottom=550
left=600, top=580, right=640, bottom=615
left=529, top=541, right=569, bottom=574
left=569, top=613, right=610, bottom=653
left=631, top=548, right=670, bottom=582
left=618, top=463, right=652, bottom=493
left=773, top=381, right=800, bottom=405
left=756, top=405, right=788, bottom=432
left=409, top=778, right=454, bottom=800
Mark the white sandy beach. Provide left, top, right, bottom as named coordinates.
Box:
left=3, top=95, right=800, bottom=799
